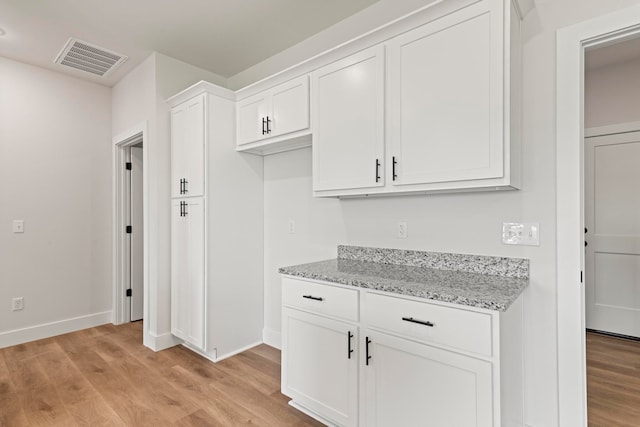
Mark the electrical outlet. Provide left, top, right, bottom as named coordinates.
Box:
left=11, top=297, right=24, bottom=311
left=288, top=219, right=295, bottom=234
left=397, top=221, right=408, bottom=239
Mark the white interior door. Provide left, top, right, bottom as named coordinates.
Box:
left=585, top=130, right=640, bottom=338
left=130, top=146, right=144, bottom=322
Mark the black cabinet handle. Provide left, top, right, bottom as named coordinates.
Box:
left=302, top=295, right=324, bottom=301
left=262, top=117, right=267, bottom=135
left=402, top=317, right=435, bottom=327
left=266, top=116, right=272, bottom=134
left=365, top=337, right=372, bottom=365
left=182, top=201, right=188, bottom=217
left=392, top=156, right=398, bottom=181
left=183, top=179, right=188, bottom=194
left=375, top=159, right=381, bottom=183
left=347, top=331, right=354, bottom=359
left=179, top=201, right=185, bottom=217
left=179, top=178, right=184, bottom=194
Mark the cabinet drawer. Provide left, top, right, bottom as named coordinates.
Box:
left=282, top=277, right=359, bottom=322
left=365, top=292, right=492, bottom=357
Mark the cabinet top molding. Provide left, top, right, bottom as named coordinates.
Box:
left=167, top=80, right=236, bottom=107
left=235, top=0, right=532, bottom=100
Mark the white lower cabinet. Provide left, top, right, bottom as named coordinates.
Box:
left=171, top=198, right=205, bottom=350
left=281, top=276, right=524, bottom=427
left=282, top=308, right=359, bottom=427
left=363, top=331, right=492, bottom=427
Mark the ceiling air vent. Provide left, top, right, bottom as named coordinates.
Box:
left=54, top=38, right=127, bottom=77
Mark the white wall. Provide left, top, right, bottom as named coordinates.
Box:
left=253, top=1, right=640, bottom=426
left=0, top=57, right=112, bottom=345
left=585, top=57, right=640, bottom=128
left=112, top=52, right=228, bottom=348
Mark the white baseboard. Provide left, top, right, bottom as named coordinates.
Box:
left=144, top=330, right=182, bottom=352
left=263, top=328, right=281, bottom=349
left=0, top=311, right=112, bottom=349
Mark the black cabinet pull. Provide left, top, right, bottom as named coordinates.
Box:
left=347, top=331, right=354, bottom=359
left=302, top=295, right=324, bottom=301
left=262, top=117, right=267, bottom=135
left=375, top=159, right=381, bottom=183
left=183, top=179, right=188, bottom=194
left=365, top=337, right=372, bottom=365
left=402, top=317, right=435, bottom=327
left=179, top=178, right=184, bottom=194
left=266, top=116, right=272, bottom=134
left=179, top=201, right=184, bottom=217
left=392, top=156, right=398, bottom=181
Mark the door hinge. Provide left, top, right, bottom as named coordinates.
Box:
left=126, top=225, right=132, bottom=234
left=126, top=289, right=132, bottom=297
left=125, top=162, right=132, bottom=170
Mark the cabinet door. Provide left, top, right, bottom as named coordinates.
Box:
left=171, top=95, right=206, bottom=197
left=364, top=331, right=493, bottom=427
left=312, top=45, right=385, bottom=192
left=270, top=75, right=309, bottom=138
left=388, top=4, right=504, bottom=186
left=171, top=198, right=205, bottom=350
left=170, top=104, right=187, bottom=198
left=282, top=308, right=358, bottom=427
left=237, top=92, right=270, bottom=145
left=185, top=198, right=205, bottom=349
left=184, top=95, right=205, bottom=197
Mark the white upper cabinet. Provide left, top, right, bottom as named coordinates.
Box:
left=236, top=75, right=310, bottom=154
left=388, top=4, right=502, bottom=186
left=312, top=45, right=385, bottom=193
left=312, top=0, right=522, bottom=197
left=171, top=94, right=205, bottom=198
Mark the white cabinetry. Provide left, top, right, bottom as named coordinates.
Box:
left=171, top=94, right=205, bottom=198
left=169, top=81, right=264, bottom=361
left=311, top=45, right=385, bottom=192
left=170, top=198, right=205, bottom=349
left=363, top=331, right=492, bottom=427
left=281, top=276, right=524, bottom=427
left=313, top=0, right=522, bottom=197
left=281, top=278, right=359, bottom=426
left=236, top=75, right=310, bottom=155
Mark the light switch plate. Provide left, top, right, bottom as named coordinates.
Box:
left=12, top=220, right=24, bottom=233
left=502, top=222, right=539, bottom=246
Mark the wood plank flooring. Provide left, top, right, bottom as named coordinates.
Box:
left=0, top=322, right=323, bottom=426
left=587, top=331, right=640, bottom=426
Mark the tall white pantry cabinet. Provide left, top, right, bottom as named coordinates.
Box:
left=168, top=82, right=264, bottom=362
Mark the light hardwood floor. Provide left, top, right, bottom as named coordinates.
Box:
left=0, top=322, right=323, bottom=426
left=587, top=331, right=640, bottom=427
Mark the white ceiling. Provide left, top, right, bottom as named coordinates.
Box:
left=0, top=0, right=379, bottom=87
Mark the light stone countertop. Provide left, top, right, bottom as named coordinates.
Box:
left=279, top=246, right=529, bottom=312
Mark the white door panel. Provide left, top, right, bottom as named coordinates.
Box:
left=586, top=131, right=640, bottom=337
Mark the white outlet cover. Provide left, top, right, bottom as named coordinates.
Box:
left=397, top=221, right=408, bottom=239
left=502, top=222, right=540, bottom=246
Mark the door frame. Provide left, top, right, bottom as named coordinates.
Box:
left=112, top=122, right=149, bottom=325
left=556, top=5, right=640, bottom=426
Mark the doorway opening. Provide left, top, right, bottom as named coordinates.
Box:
left=556, top=6, right=640, bottom=425
left=113, top=126, right=147, bottom=326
